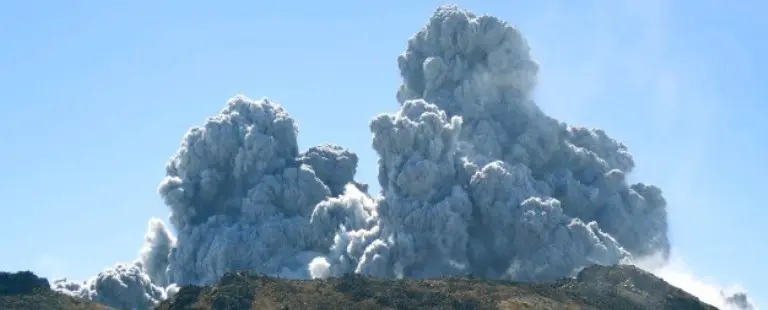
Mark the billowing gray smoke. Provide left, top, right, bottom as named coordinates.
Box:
left=51, top=261, right=166, bottom=310
left=51, top=5, right=754, bottom=310
left=310, top=3, right=665, bottom=282
left=52, top=219, right=176, bottom=309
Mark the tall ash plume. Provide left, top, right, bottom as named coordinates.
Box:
left=51, top=5, right=754, bottom=310
left=309, top=3, right=663, bottom=281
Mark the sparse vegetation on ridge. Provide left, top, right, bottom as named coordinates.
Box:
left=1, top=264, right=721, bottom=309
left=155, top=264, right=718, bottom=310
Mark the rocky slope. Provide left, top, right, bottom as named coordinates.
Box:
left=0, top=271, right=111, bottom=310
left=1, top=265, right=721, bottom=309
left=154, top=264, right=718, bottom=310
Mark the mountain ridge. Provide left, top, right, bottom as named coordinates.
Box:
left=156, top=264, right=719, bottom=310
left=1, top=264, right=724, bottom=309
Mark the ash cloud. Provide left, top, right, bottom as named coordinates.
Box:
left=52, top=261, right=166, bottom=310
left=51, top=5, right=755, bottom=310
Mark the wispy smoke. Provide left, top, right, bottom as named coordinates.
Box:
left=51, top=5, right=755, bottom=310
left=635, top=253, right=757, bottom=310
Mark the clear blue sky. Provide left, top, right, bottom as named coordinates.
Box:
left=1, top=0, right=765, bottom=307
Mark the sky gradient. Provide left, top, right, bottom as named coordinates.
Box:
left=1, top=0, right=765, bottom=307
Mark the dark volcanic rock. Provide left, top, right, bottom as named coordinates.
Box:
left=0, top=271, right=50, bottom=296
left=156, top=264, right=719, bottom=310
left=0, top=271, right=110, bottom=310
left=555, top=264, right=719, bottom=310
left=0, top=266, right=721, bottom=310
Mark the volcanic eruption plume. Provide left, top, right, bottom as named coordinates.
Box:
left=51, top=5, right=754, bottom=310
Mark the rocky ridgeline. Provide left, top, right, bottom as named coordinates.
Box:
left=0, top=265, right=725, bottom=309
